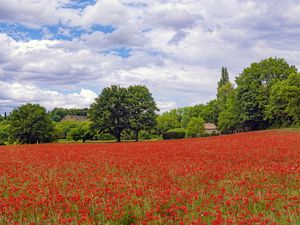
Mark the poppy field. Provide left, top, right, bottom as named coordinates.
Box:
left=0, top=130, right=299, bottom=225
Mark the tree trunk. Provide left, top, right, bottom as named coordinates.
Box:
left=116, top=133, right=121, bottom=142
left=134, top=130, right=139, bottom=142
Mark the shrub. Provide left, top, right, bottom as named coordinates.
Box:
left=95, top=133, right=115, bottom=141
left=162, top=128, right=186, bottom=140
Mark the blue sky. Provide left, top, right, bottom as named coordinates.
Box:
left=0, top=0, right=300, bottom=114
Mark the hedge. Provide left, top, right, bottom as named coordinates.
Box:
left=162, top=128, right=186, bottom=140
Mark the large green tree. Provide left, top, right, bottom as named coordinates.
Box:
left=127, top=85, right=158, bottom=141
left=90, top=85, right=158, bottom=142
left=236, top=57, right=297, bottom=130
left=265, top=73, right=300, bottom=126
left=9, top=104, right=54, bottom=144
left=89, top=85, right=129, bottom=142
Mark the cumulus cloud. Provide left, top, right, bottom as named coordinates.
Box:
left=63, top=0, right=129, bottom=28
left=0, top=0, right=68, bottom=27
left=1, top=0, right=300, bottom=114
left=0, top=81, right=97, bottom=112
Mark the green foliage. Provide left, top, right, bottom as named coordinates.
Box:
left=265, top=73, right=300, bottom=126
left=0, top=114, right=3, bottom=122
left=217, top=82, right=234, bottom=111
left=68, top=122, right=93, bottom=142
left=139, top=129, right=161, bottom=140
left=180, top=107, right=193, bottom=128
left=9, top=104, right=54, bottom=144
left=218, top=66, right=230, bottom=88
left=162, top=128, right=186, bottom=140
left=89, top=85, right=129, bottom=142
left=202, top=100, right=219, bottom=124
left=54, top=121, right=79, bottom=139
left=236, top=57, right=297, bottom=130
left=127, top=85, right=158, bottom=141
left=90, top=85, right=158, bottom=142
left=157, top=111, right=180, bottom=134
left=95, top=132, right=115, bottom=141
left=218, top=90, right=240, bottom=133
left=0, top=120, right=10, bottom=145
left=49, top=107, right=88, bottom=122
left=185, top=117, right=204, bottom=138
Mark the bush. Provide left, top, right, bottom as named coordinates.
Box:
left=95, top=133, right=115, bottom=141
left=162, top=128, right=186, bottom=140
left=139, top=130, right=161, bottom=140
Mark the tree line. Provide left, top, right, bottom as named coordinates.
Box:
left=0, top=57, right=299, bottom=145
left=158, top=58, right=300, bottom=134
left=0, top=85, right=158, bottom=144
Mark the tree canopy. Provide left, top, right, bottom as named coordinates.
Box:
left=89, top=85, right=158, bottom=142
left=236, top=57, right=297, bottom=130
left=127, top=85, right=158, bottom=141
left=50, top=107, right=88, bottom=122
left=265, top=73, right=300, bottom=126
left=1, top=57, right=300, bottom=145
left=185, top=117, right=205, bottom=138
left=9, top=104, right=54, bottom=144
left=218, top=66, right=230, bottom=88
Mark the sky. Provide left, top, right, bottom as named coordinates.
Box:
left=1, top=0, right=300, bottom=114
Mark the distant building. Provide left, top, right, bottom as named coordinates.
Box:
left=61, top=115, right=88, bottom=122
left=204, top=123, right=219, bottom=135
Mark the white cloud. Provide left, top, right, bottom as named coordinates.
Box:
left=61, top=0, right=129, bottom=28
left=0, top=81, right=97, bottom=112
left=1, top=0, right=300, bottom=114
left=157, top=101, right=177, bottom=113
left=0, top=0, right=69, bottom=27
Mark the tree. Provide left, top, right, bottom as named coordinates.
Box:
left=54, top=120, right=81, bottom=139
left=216, top=82, right=234, bottom=121
left=49, top=107, right=88, bottom=122
left=68, top=122, right=93, bottom=142
left=49, top=108, right=68, bottom=122
left=89, top=85, right=129, bottom=142
left=202, top=100, right=219, bottom=124
left=127, top=85, right=158, bottom=141
left=0, top=120, right=10, bottom=145
left=218, top=67, right=230, bottom=88
left=9, top=104, right=54, bottom=144
left=180, top=107, right=193, bottom=128
left=157, top=112, right=180, bottom=134
left=265, top=73, right=300, bottom=126
left=186, top=117, right=205, bottom=138
left=235, top=57, right=297, bottom=130
left=218, top=90, right=240, bottom=133
left=0, top=114, right=3, bottom=122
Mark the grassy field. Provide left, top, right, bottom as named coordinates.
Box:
left=0, top=130, right=299, bottom=224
